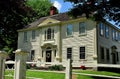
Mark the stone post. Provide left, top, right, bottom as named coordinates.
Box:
left=0, top=51, right=7, bottom=79
left=65, top=59, right=72, bottom=79
left=14, top=49, right=28, bottom=79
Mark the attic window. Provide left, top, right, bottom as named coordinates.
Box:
left=48, top=22, right=52, bottom=24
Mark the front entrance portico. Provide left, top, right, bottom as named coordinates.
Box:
left=41, top=43, right=59, bottom=63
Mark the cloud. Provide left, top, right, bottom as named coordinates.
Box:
left=53, top=1, right=62, bottom=11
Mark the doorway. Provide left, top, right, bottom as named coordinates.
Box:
left=46, top=50, right=51, bottom=62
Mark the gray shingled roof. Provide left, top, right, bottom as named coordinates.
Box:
left=24, top=13, right=70, bottom=29
left=24, top=13, right=86, bottom=29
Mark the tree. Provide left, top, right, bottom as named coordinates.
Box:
left=25, top=0, right=52, bottom=19
left=0, top=0, right=52, bottom=59
left=65, top=0, right=120, bottom=21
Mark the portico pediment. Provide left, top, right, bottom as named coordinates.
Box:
left=41, top=43, right=57, bottom=49
left=38, top=18, right=60, bottom=26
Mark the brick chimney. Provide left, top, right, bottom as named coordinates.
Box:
left=50, top=6, right=57, bottom=15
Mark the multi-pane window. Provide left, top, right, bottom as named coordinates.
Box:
left=112, top=29, right=115, bottom=40
left=119, top=33, right=120, bottom=41
left=115, top=31, right=118, bottom=41
left=45, top=28, right=54, bottom=40
left=24, top=32, right=27, bottom=42
left=116, top=52, right=119, bottom=62
left=106, top=48, right=110, bottom=61
left=32, top=30, right=35, bottom=40
left=100, top=47, right=104, bottom=59
left=67, top=48, right=72, bottom=59
left=80, top=47, right=85, bottom=59
left=31, top=50, right=35, bottom=60
left=105, top=25, right=109, bottom=38
left=99, top=23, right=104, bottom=36
left=67, top=24, right=73, bottom=36
left=47, top=28, right=51, bottom=39
left=79, top=22, right=86, bottom=34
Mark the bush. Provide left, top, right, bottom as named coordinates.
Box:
left=48, top=65, right=64, bottom=71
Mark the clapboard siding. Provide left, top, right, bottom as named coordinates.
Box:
left=61, top=19, right=97, bottom=67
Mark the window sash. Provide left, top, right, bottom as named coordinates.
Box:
left=100, top=47, right=104, bottom=59
left=67, top=24, right=73, bottom=36
left=80, top=47, right=85, bottom=59
left=99, top=23, right=104, bottom=36
left=106, top=49, right=109, bottom=60
left=105, top=26, right=109, bottom=38
left=32, top=30, right=35, bottom=39
left=67, top=48, right=72, bottom=59
left=79, top=22, right=86, bottom=34
left=24, top=32, right=27, bottom=42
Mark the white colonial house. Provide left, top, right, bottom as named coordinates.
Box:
left=17, top=12, right=120, bottom=68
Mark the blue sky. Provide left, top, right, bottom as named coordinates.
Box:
left=50, top=0, right=73, bottom=13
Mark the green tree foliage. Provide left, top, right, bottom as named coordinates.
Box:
left=26, top=0, right=52, bottom=18
left=65, top=0, right=120, bottom=20
left=0, top=0, right=52, bottom=59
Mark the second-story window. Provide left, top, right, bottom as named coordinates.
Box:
left=112, top=29, right=115, bottom=40
left=99, top=22, right=104, bottom=36
left=119, top=33, right=120, bottom=41
left=67, top=24, right=73, bottom=36
left=79, top=22, right=86, bottom=34
left=47, top=28, right=52, bottom=39
left=24, top=32, right=27, bottom=42
left=32, top=30, right=35, bottom=40
left=45, top=28, right=54, bottom=40
left=105, top=25, right=109, bottom=38
left=115, top=31, right=118, bottom=41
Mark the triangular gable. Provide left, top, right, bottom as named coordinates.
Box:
left=38, top=18, right=60, bottom=26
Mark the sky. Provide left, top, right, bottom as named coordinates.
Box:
left=50, top=0, right=73, bottom=13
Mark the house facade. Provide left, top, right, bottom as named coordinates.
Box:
left=17, top=13, right=120, bottom=68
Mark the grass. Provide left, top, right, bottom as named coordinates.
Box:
left=5, top=69, right=120, bottom=79
left=73, top=70, right=120, bottom=77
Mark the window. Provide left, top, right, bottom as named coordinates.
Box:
left=115, top=31, right=118, bottom=41
left=112, top=29, right=115, bottom=40
left=106, top=48, right=110, bottom=61
left=105, top=25, right=109, bottom=38
left=99, top=23, right=104, bottom=36
left=45, top=30, right=46, bottom=40
left=67, top=24, right=73, bottom=36
left=31, top=50, right=35, bottom=60
left=24, top=32, right=27, bottom=42
left=116, top=52, right=119, bottom=61
left=32, top=30, right=35, bottom=40
left=119, top=33, right=120, bottom=41
left=47, top=28, right=51, bottom=39
left=80, top=47, right=85, bottom=59
left=100, top=47, right=104, bottom=59
left=45, top=28, right=54, bottom=40
left=79, top=22, right=86, bottom=34
left=67, top=48, right=72, bottom=59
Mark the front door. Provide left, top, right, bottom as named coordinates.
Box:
left=46, top=50, right=51, bottom=62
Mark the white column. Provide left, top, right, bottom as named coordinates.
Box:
left=14, top=49, right=28, bottom=79
left=0, top=51, right=7, bottom=79
left=65, top=59, right=72, bottom=79
left=52, top=50, right=54, bottom=62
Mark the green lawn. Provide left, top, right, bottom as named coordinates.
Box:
left=5, top=69, right=120, bottom=79
left=73, top=70, right=120, bottom=77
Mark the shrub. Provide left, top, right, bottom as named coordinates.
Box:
left=80, top=65, right=86, bottom=70
left=48, top=65, right=64, bottom=71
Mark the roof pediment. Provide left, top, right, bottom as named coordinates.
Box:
left=38, top=18, right=60, bottom=26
